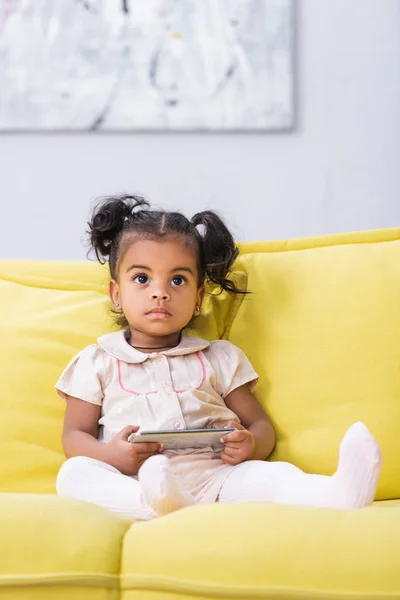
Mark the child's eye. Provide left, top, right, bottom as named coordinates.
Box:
left=171, top=276, right=186, bottom=287
left=133, top=274, right=149, bottom=285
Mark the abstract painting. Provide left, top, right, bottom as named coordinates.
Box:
left=0, top=0, right=295, bottom=131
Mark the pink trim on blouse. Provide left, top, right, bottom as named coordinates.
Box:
left=117, top=360, right=157, bottom=396
left=117, top=352, right=206, bottom=396
left=175, top=353, right=206, bottom=393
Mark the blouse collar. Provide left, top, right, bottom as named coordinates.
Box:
left=97, top=330, right=210, bottom=364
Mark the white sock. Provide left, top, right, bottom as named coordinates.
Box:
left=138, top=455, right=195, bottom=517
left=219, top=421, right=382, bottom=510
left=330, top=421, right=382, bottom=508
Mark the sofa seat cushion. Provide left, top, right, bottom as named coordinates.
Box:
left=0, top=493, right=130, bottom=600
left=121, top=502, right=400, bottom=600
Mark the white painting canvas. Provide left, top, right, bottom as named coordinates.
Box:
left=0, top=0, right=295, bottom=131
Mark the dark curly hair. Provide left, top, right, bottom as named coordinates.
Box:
left=87, top=194, right=246, bottom=327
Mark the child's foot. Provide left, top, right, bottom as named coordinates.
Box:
left=138, top=455, right=194, bottom=517
left=332, top=421, right=382, bottom=509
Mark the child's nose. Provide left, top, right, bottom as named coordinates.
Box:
left=150, top=289, right=170, bottom=301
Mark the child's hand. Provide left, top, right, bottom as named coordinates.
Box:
left=104, top=425, right=163, bottom=476
left=220, top=421, right=256, bottom=465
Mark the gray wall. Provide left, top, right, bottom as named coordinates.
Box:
left=1, top=0, right=399, bottom=260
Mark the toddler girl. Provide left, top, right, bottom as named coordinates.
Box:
left=56, top=195, right=382, bottom=519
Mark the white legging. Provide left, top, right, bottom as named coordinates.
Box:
left=57, top=456, right=345, bottom=520
left=57, top=422, right=381, bottom=520
left=57, top=456, right=344, bottom=520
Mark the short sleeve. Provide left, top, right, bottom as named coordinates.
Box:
left=205, top=340, right=259, bottom=398
left=55, top=345, right=106, bottom=406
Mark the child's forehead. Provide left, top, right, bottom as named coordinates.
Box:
left=120, top=236, right=198, bottom=268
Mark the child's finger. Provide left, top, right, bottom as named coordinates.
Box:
left=133, top=442, right=163, bottom=454
left=138, top=451, right=161, bottom=463
left=226, top=421, right=245, bottom=430
left=221, top=430, right=247, bottom=443
left=118, top=425, right=140, bottom=440
left=221, top=446, right=239, bottom=459
left=221, top=442, right=242, bottom=450
left=220, top=450, right=240, bottom=465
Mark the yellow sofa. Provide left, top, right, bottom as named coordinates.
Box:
left=1, top=227, right=400, bottom=600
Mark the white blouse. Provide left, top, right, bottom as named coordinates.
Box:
left=56, top=330, right=259, bottom=444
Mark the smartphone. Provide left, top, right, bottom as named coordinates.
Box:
left=128, top=427, right=235, bottom=451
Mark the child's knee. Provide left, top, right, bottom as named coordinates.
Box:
left=56, top=456, right=100, bottom=496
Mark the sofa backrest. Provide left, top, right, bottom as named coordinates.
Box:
left=0, top=227, right=399, bottom=499
left=227, top=228, right=400, bottom=500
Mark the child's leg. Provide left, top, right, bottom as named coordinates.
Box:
left=218, top=422, right=382, bottom=509
left=138, top=455, right=195, bottom=516
left=56, top=456, right=156, bottom=520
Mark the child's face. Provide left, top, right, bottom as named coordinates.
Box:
left=109, top=237, right=203, bottom=343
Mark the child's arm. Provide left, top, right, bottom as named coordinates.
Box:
left=62, top=395, right=162, bottom=476
left=221, top=384, right=275, bottom=465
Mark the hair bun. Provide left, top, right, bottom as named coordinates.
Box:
left=88, top=194, right=149, bottom=262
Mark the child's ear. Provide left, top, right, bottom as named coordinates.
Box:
left=109, top=279, right=121, bottom=309
left=195, top=287, right=205, bottom=313
left=198, top=287, right=205, bottom=305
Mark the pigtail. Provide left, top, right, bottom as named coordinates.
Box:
left=191, top=211, right=247, bottom=294
left=87, top=195, right=149, bottom=265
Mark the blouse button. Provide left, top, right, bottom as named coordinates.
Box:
left=174, top=421, right=183, bottom=429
